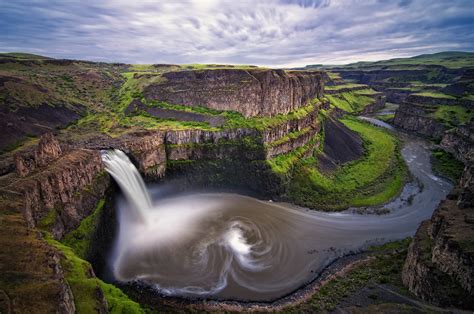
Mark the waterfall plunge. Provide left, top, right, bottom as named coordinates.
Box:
left=101, top=149, right=151, bottom=222
left=98, top=143, right=452, bottom=301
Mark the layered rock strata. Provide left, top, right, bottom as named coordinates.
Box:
left=402, top=124, right=474, bottom=308
left=143, top=69, right=324, bottom=117
left=393, top=102, right=446, bottom=138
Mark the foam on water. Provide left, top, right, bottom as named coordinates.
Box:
left=101, top=138, right=452, bottom=301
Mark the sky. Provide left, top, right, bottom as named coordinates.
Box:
left=1, top=0, right=474, bottom=67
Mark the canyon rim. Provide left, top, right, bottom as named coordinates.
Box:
left=1, top=1, right=473, bottom=313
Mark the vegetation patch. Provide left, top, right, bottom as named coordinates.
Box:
left=353, top=88, right=380, bottom=95
left=266, top=126, right=313, bottom=147
left=432, top=105, right=473, bottom=127
left=45, top=234, right=145, bottom=313
left=287, top=117, right=406, bottom=210
left=327, top=72, right=341, bottom=80
left=61, top=199, right=105, bottom=259
left=413, top=91, right=456, bottom=99
left=431, top=149, right=464, bottom=182
left=285, top=238, right=412, bottom=313
left=375, top=113, right=395, bottom=122
left=327, top=92, right=374, bottom=113
left=267, top=132, right=322, bottom=176
left=222, top=100, right=319, bottom=130
left=325, top=83, right=367, bottom=91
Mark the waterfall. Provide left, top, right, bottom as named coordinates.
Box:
left=101, top=149, right=152, bottom=221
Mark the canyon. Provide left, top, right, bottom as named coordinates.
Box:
left=0, top=52, right=473, bottom=312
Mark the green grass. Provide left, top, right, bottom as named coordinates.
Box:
left=121, top=112, right=218, bottom=131
left=266, top=127, right=313, bottom=147
left=61, top=199, right=105, bottom=259
left=223, top=101, right=318, bottom=130
left=413, top=91, right=456, bottom=99
left=375, top=113, right=395, bottom=122
left=325, top=83, right=367, bottom=91
left=45, top=234, right=145, bottom=314
left=327, top=72, right=341, bottom=80
left=431, top=149, right=464, bottom=182
left=432, top=105, right=473, bottom=127
left=326, top=92, right=374, bottom=113
left=353, top=88, right=380, bottom=95
left=285, top=238, right=412, bottom=313
left=340, top=51, right=474, bottom=69
left=267, top=132, right=321, bottom=175
left=288, top=117, right=406, bottom=210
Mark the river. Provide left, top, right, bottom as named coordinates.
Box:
left=103, top=118, right=452, bottom=302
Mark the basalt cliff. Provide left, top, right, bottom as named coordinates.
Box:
left=0, top=52, right=472, bottom=313
left=402, top=123, right=474, bottom=309
left=0, top=56, right=338, bottom=312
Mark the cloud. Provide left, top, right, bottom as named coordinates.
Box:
left=0, top=0, right=473, bottom=66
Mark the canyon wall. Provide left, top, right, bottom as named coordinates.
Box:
left=393, top=101, right=446, bottom=138
left=333, top=66, right=464, bottom=103
left=0, top=66, right=328, bottom=312
left=441, top=123, right=474, bottom=163
left=12, top=135, right=110, bottom=240
left=402, top=124, right=474, bottom=309
left=143, top=69, right=324, bottom=117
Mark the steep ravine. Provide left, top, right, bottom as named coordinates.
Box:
left=1, top=63, right=469, bottom=311
left=402, top=123, right=474, bottom=309
left=0, top=69, right=330, bottom=312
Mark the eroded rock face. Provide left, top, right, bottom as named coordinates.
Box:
left=15, top=132, right=63, bottom=177
left=441, top=123, right=474, bottom=164
left=16, top=148, right=109, bottom=239
left=402, top=121, right=474, bottom=309
left=393, top=102, right=446, bottom=138
left=318, top=117, right=364, bottom=172
left=361, top=93, right=386, bottom=114
left=402, top=165, right=474, bottom=309
left=143, top=69, right=324, bottom=117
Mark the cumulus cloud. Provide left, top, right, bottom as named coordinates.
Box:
left=0, top=0, right=473, bottom=66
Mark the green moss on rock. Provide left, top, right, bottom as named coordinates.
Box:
left=45, top=234, right=145, bottom=314
left=431, top=148, right=464, bottom=182
left=61, top=199, right=105, bottom=259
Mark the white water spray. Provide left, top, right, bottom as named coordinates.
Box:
left=101, top=149, right=151, bottom=222
left=98, top=143, right=452, bottom=301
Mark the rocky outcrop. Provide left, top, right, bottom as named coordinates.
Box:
left=317, top=116, right=364, bottom=172
left=324, top=85, right=367, bottom=95
left=263, top=106, right=319, bottom=143
left=126, top=99, right=225, bottom=127
left=15, top=133, right=62, bottom=177
left=402, top=164, right=474, bottom=309
left=14, top=145, right=109, bottom=239
left=143, top=69, right=324, bottom=117
left=361, top=93, right=386, bottom=114
left=266, top=127, right=319, bottom=159
left=401, top=107, right=474, bottom=309
left=333, top=66, right=463, bottom=90
left=393, top=103, right=445, bottom=138
left=440, top=123, right=474, bottom=164
left=0, top=197, right=76, bottom=313
left=406, top=94, right=473, bottom=108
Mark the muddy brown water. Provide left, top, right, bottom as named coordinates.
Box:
left=105, top=123, right=452, bottom=302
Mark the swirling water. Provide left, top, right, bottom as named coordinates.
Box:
left=102, top=136, right=452, bottom=301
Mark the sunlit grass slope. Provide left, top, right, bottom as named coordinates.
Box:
left=288, top=117, right=406, bottom=210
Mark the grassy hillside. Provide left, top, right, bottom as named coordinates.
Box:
left=333, top=51, right=474, bottom=70
left=287, top=117, right=406, bottom=210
